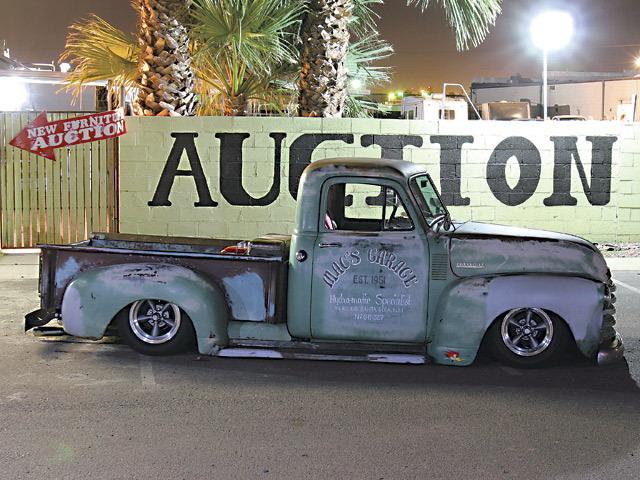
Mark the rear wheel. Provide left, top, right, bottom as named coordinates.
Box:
left=488, top=308, right=569, bottom=368
left=117, top=299, right=195, bottom=355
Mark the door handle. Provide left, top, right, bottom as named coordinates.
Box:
left=319, top=242, right=342, bottom=248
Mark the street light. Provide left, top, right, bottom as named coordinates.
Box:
left=530, top=11, right=574, bottom=120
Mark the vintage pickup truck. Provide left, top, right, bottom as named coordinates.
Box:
left=26, top=158, right=623, bottom=368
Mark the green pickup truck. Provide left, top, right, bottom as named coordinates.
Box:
left=26, top=158, right=623, bottom=368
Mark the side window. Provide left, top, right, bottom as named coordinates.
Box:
left=324, top=182, right=414, bottom=232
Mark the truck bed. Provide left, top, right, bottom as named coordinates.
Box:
left=38, top=232, right=290, bottom=324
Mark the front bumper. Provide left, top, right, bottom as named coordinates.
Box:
left=597, top=332, right=624, bottom=366
left=597, top=276, right=624, bottom=366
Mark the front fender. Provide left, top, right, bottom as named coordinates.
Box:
left=61, top=263, right=229, bottom=354
left=428, top=275, right=604, bottom=366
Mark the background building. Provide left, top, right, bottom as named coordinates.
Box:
left=471, top=72, right=640, bottom=121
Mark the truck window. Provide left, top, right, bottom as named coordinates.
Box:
left=324, top=183, right=414, bottom=232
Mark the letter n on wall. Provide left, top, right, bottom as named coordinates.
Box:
left=543, top=136, right=617, bottom=206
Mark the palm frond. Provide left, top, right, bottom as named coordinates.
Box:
left=349, top=0, right=384, bottom=38
left=344, top=95, right=384, bottom=118
left=60, top=14, right=139, bottom=96
left=190, top=0, right=304, bottom=76
left=343, top=33, right=393, bottom=117
left=407, top=0, right=502, bottom=50
left=347, top=34, right=393, bottom=84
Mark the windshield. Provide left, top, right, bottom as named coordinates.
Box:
left=410, top=174, right=448, bottom=220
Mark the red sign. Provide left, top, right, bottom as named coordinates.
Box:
left=9, top=109, right=127, bottom=161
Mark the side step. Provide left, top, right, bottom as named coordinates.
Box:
left=218, top=346, right=427, bottom=364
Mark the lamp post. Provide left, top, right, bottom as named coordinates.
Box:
left=530, top=11, right=574, bottom=120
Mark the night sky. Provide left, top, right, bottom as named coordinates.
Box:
left=2, top=0, right=640, bottom=92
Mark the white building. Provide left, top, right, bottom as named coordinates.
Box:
left=471, top=72, right=640, bottom=121
left=401, top=94, right=469, bottom=121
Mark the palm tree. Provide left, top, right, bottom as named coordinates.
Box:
left=62, top=0, right=305, bottom=117
left=62, top=1, right=197, bottom=116
left=135, top=0, right=197, bottom=116
left=189, top=0, right=304, bottom=116
left=298, top=0, right=502, bottom=117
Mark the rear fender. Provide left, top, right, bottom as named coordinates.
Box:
left=428, top=275, right=604, bottom=366
left=61, top=263, right=229, bottom=354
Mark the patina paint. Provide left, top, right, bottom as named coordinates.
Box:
left=31, top=157, right=621, bottom=367
left=428, top=275, right=604, bottom=365
left=450, top=222, right=609, bottom=282
left=61, top=263, right=229, bottom=354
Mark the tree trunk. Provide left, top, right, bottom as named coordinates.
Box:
left=223, top=94, right=248, bottom=117
left=298, top=0, right=351, bottom=118
left=135, top=0, right=197, bottom=116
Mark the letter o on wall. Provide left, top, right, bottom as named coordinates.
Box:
left=486, top=137, right=541, bottom=206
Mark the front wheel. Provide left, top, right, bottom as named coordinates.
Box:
left=117, top=299, right=195, bottom=355
left=488, top=308, right=569, bottom=368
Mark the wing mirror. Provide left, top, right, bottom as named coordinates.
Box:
left=429, top=213, right=453, bottom=233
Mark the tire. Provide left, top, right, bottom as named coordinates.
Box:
left=117, top=299, right=195, bottom=356
left=488, top=308, right=569, bottom=368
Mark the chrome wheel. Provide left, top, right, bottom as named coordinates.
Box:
left=500, top=308, right=553, bottom=357
left=129, top=299, right=181, bottom=345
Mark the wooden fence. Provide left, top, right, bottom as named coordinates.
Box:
left=0, top=112, right=118, bottom=249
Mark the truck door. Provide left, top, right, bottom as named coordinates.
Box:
left=310, top=179, right=429, bottom=343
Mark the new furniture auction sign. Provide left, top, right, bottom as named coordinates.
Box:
left=9, top=109, right=127, bottom=161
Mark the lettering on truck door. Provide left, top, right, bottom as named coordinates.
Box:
left=310, top=179, right=429, bottom=343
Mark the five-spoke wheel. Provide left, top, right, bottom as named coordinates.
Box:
left=500, top=308, right=553, bottom=357
left=129, top=299, right=181, bottom=345
left=117, top=299, right=194, bottom=355
left=488, top=307, right=569, bottom=368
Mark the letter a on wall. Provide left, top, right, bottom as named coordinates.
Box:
left=148, top=132, right=217, bottom=207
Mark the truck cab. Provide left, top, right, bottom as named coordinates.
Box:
left=287, top=158, right=438, bottom=345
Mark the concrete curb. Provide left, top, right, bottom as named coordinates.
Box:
left=605, top=257, right=640, bottom=271
left=0, top=253, right=39, bottom=280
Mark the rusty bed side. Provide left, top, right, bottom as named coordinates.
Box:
left=38, top=234, right=290, bottom=324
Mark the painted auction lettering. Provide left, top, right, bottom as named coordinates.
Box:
left=360, top=134, right=423, bottom=160
left=487, top=136, right=541, bottom=206
left=430, top=135, right=473, bottom=206
left=543, top=136, right=616, bottom=206
left=148, top=131, right=618, bottom=209
left=216, top=132, right=286, bottom=206
left=148, top=132, right=217, bottom=207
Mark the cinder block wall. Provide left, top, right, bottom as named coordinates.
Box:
left=119, top=117, right=640, bottom=242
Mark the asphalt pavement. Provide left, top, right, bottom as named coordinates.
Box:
left=0, top=254, right=639, bottom=480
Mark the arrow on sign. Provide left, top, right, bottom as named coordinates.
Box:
left=9, top=112, right=56, bottom=160
left=9, top=109, right=127, bottom=161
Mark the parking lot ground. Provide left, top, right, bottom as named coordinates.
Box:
left=0, top=266, right=639, bottom=479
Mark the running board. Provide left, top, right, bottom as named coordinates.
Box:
left=217, top=348, right=426, bottom=364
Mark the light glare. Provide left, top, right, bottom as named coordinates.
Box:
left=530, top=11, right=574, bottom=51
left=0, top=78, right=28, bottom=111
left=350, top=78, right=363, bottom=90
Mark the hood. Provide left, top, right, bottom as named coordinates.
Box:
left=448, top=221, right=608, bottom=282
